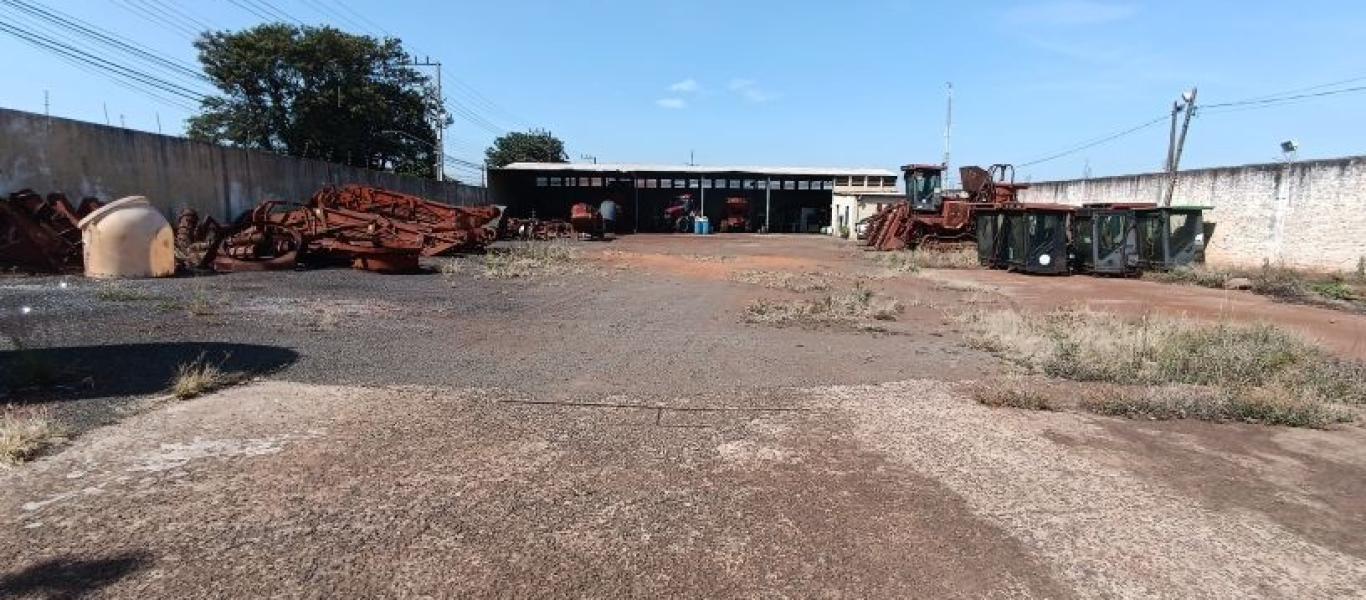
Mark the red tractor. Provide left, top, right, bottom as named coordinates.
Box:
left=718, top=197, right=750, bottom=232
left=865, top=163, right=1026, bottom=251
left=663, top=193, right=696, bottom=233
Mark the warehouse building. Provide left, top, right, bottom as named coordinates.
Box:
left=489, top=162, right=897, bottom=233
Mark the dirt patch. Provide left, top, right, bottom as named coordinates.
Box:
left=0, top=381, right=1068, bottom=598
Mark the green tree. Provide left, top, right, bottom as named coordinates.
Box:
left=484, top=130, right=568, bottom=168
left=187, top=24, right=449, bottom=178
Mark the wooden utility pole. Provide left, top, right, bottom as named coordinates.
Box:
left=1165, top=87, right=1197, bottom=206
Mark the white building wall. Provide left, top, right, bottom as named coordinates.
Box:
left=1018, top=156, right=1366, bottom=271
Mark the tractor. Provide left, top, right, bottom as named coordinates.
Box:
left=864, top=163, right=1027, bottom=251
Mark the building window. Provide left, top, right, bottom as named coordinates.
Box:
left=822, top=180, right=834, bottom=190
left=796, top=181, right=807, bottom=190
left=783, top=180, right=795, bottom=190
left=688, top=179, right=699, bottom=188
left=702, top=179, right=712, bottom=189
left=590, top=177, right=603, bottom=187
left=646, top=179, right=657, bottom=189
left=727, top=179, right=739, bottom=189
left=536, top=177, right=548, bottom=187
left=549, top=177, right=562, bottom=187
left=660, top=179, right=672, bottom=189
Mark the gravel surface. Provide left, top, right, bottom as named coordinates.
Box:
left=3, top=234, right=1366, bottom=598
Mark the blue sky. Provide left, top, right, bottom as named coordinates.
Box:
left=1, top=0, right=1363, bottom=183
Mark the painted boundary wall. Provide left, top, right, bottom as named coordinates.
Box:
left=0, top=108, right=486, bottom=222
left=1017, top=155, right=1366, bottom=271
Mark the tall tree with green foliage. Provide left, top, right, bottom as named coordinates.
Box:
left=187, top=24, right=449, bottom=178
left=484, top=130, right=568, bottom=168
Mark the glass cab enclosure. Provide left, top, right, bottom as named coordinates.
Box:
left=1072, top=208, right=1139, bottom=275
left=974, top=211, right=1008, bottom=268
left=1003, top=208, right=1071, bottom=275
left=1135, top=207, right=1207, bottom=270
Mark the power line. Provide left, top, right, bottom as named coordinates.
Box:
left=1203, top=84, right=1366, bottom=111
left=1017, top=76, right=1366, bottom=169
left=1017, top=114, right=1168, bottom=167
left=3, top=0, right=208, bottom=85
left=108, top=0, right=197, bottom=38
left=0, top=20, right=205, bottom=102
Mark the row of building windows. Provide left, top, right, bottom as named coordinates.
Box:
left=836, top=176, right=898, bottom=188
left=534, top=176, right=837, bottom=191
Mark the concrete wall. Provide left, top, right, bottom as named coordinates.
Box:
left=1018, top=156, right=1366, bottom=271
left=0, top=108, right=486, bottom=222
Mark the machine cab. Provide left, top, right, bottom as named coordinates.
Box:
left=901, top=164, right=945, bottom=213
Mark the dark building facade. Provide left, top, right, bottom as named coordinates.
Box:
left=489, top=162, right=897, bottom=233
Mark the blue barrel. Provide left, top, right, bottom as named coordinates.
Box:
left=698, top=217, right=711, bottom=235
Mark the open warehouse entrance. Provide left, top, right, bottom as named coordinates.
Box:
left=489, top=163, right=897, bottom=234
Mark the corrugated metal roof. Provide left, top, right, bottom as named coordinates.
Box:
left=497, top=162, right=898, bottom=177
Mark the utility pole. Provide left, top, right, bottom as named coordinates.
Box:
left=1165, top=87, right=1197, bottom=207
left=943, top=82, right=953, bottom=188
left=405, top=56, right=445, bottom=181
left=103, top=102, right=110, bottom=125
left=43, top=90, right=49, bottom=117
left=580, top=154, right=597, bottom=164
left=156, top=112, right=162, bottom=135
left=689, top=150, right=695, bottom=166
left=119, top=114, right=125, bottom=128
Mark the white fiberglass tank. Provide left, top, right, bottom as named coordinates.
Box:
left=77, top=196, right=175, bottom=278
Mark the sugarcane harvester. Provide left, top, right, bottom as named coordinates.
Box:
left=864, top=163, right=1027, bottom=251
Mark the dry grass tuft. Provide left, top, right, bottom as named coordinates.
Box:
left=95, top=284, right=160, bottom=302
left=730, top=269, right=832, bottom=292
left=971, top=381, right=1054, bottom=411
left=871, top=246, right=980, bottom=273
left=481, top=241, right=580, bottom=279
left=1148, top=264, right=1364, bottom=311
left=956, top=306, right=1366, bottom=427
left=745, top=285, right=903, bottom=326
left=1079, top=384, right=1353, bottom=428
left=171, top=357, right=239, bottom=400
left=1, top=408, right=65, bottom=466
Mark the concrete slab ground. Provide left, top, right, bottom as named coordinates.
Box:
left=3, top=234, right=1366, bottom=598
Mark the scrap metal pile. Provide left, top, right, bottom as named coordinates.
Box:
left=0, top=189, right=104, bottom=272
left=183, top=185, right=505, bottom=274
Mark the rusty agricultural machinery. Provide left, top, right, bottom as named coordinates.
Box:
left=181, top=185, right=505, bottom=274
left=0, top=189, right=104, bottom=272
left=864, top=164, right=1027, bottom=251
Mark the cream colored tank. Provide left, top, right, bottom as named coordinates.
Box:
left=78, top=196, right=176, bottom=279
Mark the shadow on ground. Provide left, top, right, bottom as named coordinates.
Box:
left=2, top=342, right=298, bottom=402
left=0, top=551, right=152, bottom=599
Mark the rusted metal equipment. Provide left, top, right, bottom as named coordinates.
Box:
left=719, top=197, right=750, bottom=232
left=503, top=218, right=575, bottom=240
left=174, top=208, right=226, bottom=270
left=0, top=190, right=103, bottom=272
left=200, top=186, right=502, bottom=274
left=570, top=202, right=604, bottom=239
left=311, top=185, right=503, bottom=256
left=864, top=163, right=1027, bottom=251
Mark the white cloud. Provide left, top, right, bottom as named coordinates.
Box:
left=668, top=78, right=700, bottom=93
left=656, top=97, right=688, bottom=109
left=1003, top=1, right=1137, bottom=26
left=727, top=78, right=777, bottom=103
